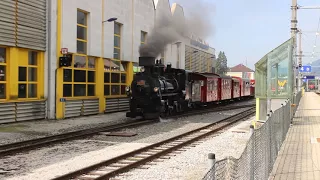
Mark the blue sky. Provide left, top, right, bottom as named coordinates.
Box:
left=170, top=0, right=320, bottom=70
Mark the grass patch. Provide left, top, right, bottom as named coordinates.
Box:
left=0, top=124, right=29, bottom=132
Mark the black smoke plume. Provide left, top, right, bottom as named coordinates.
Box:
left=139, top=0, right=215, bottom=57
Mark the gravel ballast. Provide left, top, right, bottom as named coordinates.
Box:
left=3, top=107, right=255, bottom=180
left=0, top=112, right=130, bottom=145
left=115, top=116, right=254, bottom=180
left=0, top=100, right=254, bottom=146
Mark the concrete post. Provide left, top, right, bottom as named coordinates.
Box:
left=208, top=153, right=216, bottom=168
left=250, top=125, right=254, bottom=135
left=208, top=153, right=216, bottom=179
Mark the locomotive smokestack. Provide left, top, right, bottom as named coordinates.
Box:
left=139, top=57, right=156, bottom=67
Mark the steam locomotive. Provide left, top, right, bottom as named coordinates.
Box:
left=125, top=57, right=190, bottom=119
left=125, top=57, right=255, bottom=119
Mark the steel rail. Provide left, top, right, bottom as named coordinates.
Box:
left=52, top=107, right=255, bottom=180
left=0, top=120, right=156, bottom=157
left=0, top=103, right=254, bottom=158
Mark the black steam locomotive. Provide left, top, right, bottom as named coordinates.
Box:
left=125, top=57, right=192, bottom=119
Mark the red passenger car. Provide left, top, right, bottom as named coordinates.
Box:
left=232, top=77, right=251, bottom=97
left=219, top=75, right=233, bottom=101
left=242, top=78, right=251, bottom=97
left=232, top=77, right=241, bottom=99
left=250, top=80, right=255, bottom=96
left=200, top=73, right=220, bottom=103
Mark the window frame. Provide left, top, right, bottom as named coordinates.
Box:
left=141, top=31, right=147, bottom=45
left=18, top=51, right=39, bottom=99
left=103, top=58, right=127, bottom=97
left=0, top=46, right=7, bottom=101
left=76, top=9, right=88, bottom=55
left=62, top=54, right=97, bottom=98
left=114, top=22, right=122, bottom=60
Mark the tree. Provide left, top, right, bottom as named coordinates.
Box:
left=221, top=52, right=228, bottom=74
left=215, top=51, right=223, bottom=74
left=215, top=51, right=228, bottom=74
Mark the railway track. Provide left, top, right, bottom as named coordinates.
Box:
left=52, top=107, right=255, bottom=180
left=0, top=120, right=156, bottom=158
left=0, top=103, right=254, bottom=158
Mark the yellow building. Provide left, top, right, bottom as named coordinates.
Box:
left=0, top=0, right=46, bottom=123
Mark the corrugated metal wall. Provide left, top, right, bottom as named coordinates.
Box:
left=64, top=99, right=100, bottom=118
left=0, top=0, right=46, bottom=50
left=105, top=98, right=129, bottom=113
left=17, top=0, right=46, bottom=50
left=0, top=101, right=46, bottom=124
left=0, top=0, right=16, bottom=46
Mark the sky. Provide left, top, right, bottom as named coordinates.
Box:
left=169, top=0, right=320, bottom=70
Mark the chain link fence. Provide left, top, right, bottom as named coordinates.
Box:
left=202, top=92, right=302, bottom=180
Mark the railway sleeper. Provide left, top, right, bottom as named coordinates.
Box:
left=141, top=151, right=158, bottom=155
left=79, top=174, right=100, bottom=179
left=100, top=166, right=119, bottom=171
left=152, top=147, right=168, bottom=151
left=126, top=157, right=143, bottom=161
left=148, top=149, right=163, bottom=152
left=87, top=170, right=109, bottom=176
left=134, top=154, right=151, bottom=158
left=109, top=163, right=128, bottom=168
left=159, top=155, right=172, bottom=159
left=118, top=159, right=137, bottom=164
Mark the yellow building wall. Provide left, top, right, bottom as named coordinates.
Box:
left=55, top=0, right=134, bottom=119
left=0, top=47, right=45, bottom=103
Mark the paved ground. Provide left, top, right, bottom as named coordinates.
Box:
left=270, top=92, right=320, bottom=180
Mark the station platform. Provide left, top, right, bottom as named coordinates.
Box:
left=269, top=92, right=320, bottom=180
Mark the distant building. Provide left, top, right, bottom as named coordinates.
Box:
left=227, top=64, right=255, bottom=80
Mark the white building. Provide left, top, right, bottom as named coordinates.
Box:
left=0, top=0, right=215, bottom=123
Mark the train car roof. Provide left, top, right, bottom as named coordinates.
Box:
left=232, top=77, right=240, bottom=82
left=199, top=73, right=220, bottom=77
left=219, top=75, right=233, bottom=79
left=197, top=72, right=221, bottom=78
left=242, top=78, right=250, bottom=81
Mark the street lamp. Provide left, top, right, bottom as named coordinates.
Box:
left=102, top=17, right=117, bottom=23
left=174, top=42, right=182, bottom=69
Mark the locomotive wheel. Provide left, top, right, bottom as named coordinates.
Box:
left=143, top=113, right=159, bottom=120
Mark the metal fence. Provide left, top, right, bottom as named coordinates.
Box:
left=202, top=92, right=302, bottom=180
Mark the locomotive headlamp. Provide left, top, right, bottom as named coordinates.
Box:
left=125, top=86, right=130, bottom=92
left=140, top=67, right=145, bottom=72
left=154, top=87, right=159, bottom=92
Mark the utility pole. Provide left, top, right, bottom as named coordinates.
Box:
left=298, top=29, right=302, bottom=91
left=291, top=0, right=298, bottom=97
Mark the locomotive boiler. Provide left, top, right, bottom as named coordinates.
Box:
left=126, top=57, right=189, bottom=119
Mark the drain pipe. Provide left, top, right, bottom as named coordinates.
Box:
left=47, top=0, right=52, bottom=119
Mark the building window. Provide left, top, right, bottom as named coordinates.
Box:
left=161, top=51, right=165, bottom=64
left=103, top=22, right=127, bottom=97
left=63, top=55, right=96, bottom=97
left=0, top=47, right=6, bottom=99
left=63, top=9, right=95, bottom=98
left=114, top=22, right=122, bottom=60
left=141, top=31, right=147, bottom=44
left=77, top=9, right=87, bottom=54
left=18, top=51, right=38, bottom=99
left=104, top=58, right=127, bottom=96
